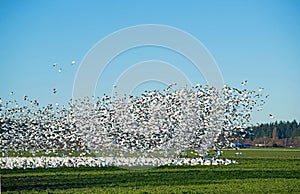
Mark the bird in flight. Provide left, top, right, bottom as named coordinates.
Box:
left=241, top=80, right=247, bottom=86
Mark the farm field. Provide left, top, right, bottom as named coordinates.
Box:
left=1, top=148, right=300, bottom=193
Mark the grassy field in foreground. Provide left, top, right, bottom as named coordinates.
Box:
left=1, top=148, right=300, bottom=193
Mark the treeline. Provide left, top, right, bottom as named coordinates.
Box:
left=251, top=120, right=300, bottom=139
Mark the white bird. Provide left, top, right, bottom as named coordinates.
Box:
left=266, top=93, right=270, bottom=98
left=241, top=80, right=247, bottom=86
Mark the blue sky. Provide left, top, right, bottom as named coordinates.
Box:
left=0, top=0, right=299, bottom=124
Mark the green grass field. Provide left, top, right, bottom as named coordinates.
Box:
left=1, top=148, right=300, bottom=193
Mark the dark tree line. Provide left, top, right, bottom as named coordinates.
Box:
left=250, top=120, right=300, bottom=139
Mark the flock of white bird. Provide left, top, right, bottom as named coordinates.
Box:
left=0, top=156, right=237, bottom=170
left=1, top=76, right=268, bottom=169
left=73, top=83, right=267, bottom=158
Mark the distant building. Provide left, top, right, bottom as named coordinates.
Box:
left=231, top=142, right=252, bottom=148
left=255, top=143, right=266, bottom=147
